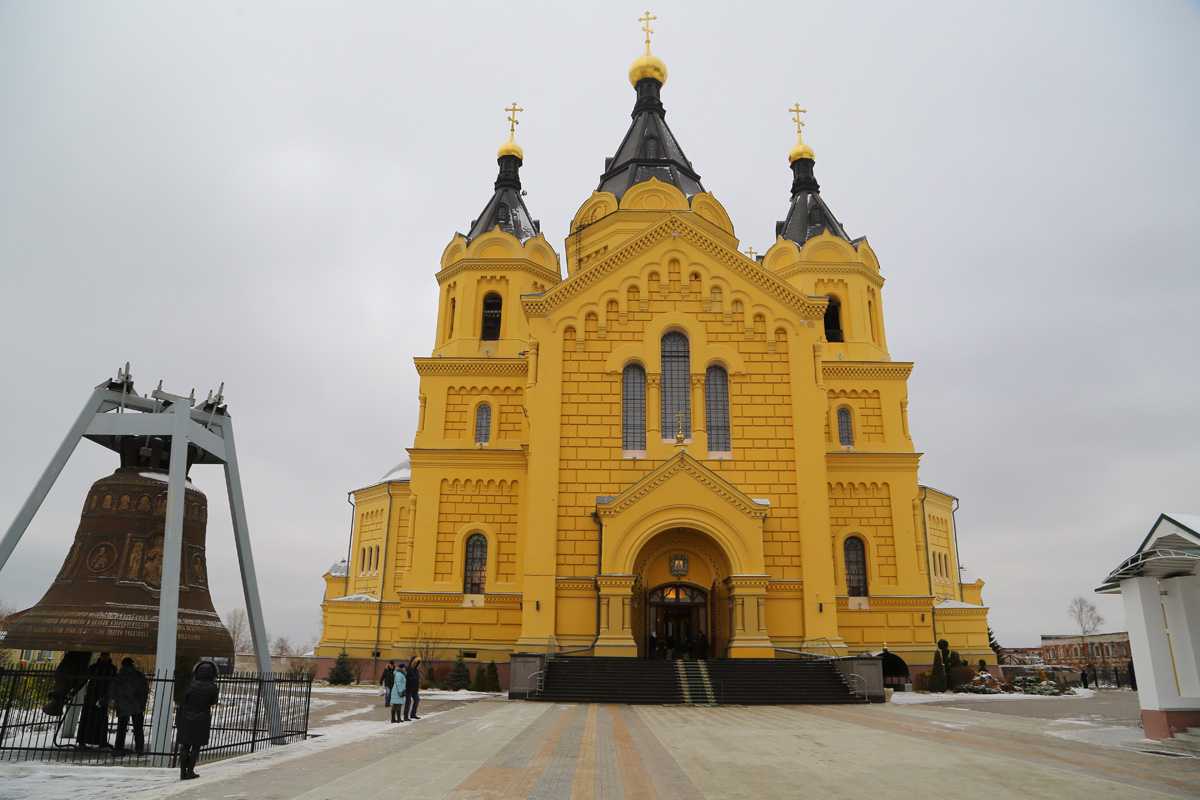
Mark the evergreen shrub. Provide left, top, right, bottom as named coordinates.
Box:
left=328, top=651, right=355, bottom=685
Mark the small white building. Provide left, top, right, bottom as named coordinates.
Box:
left=1097, top=513, right=1200, bottom=739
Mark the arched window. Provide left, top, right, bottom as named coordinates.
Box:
left=844, top=537, right=868, bottom=597
left=446, top=297, right=456, bottom=339
left=661, top=332, right=690, bottom=440
left=868, top=299, right=878, bottom=343
left=474, top=403, right=492, bottom=444
left=837, top=406, right=854, bottom=446
left=622, top=363, right=646, bottom=451
left=705, top=365, right=731, bottom=452
left=463, top=534, right=487, bottom=594
left=824, top=295, right=844, bottom=342
left=481, top=293, right=502, bottom=341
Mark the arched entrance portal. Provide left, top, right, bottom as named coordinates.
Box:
left=646, top=583, right=708, bottom=659
left=631, top=528, right=732, bottom=659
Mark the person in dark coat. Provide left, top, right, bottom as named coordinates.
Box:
left=76, top=652, right=116, bottom=749
left=1081, top=668, right=1089, bottom=689
left=381, top=661, right=396, bottom=707
left=403, top=656, right=421, bottom=721
left=113, top=657, right=149, bottom=755
left=176, top=660, right=219, bottom=781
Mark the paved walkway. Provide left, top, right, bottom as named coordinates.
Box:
left=143, top=699, right=1199, bottom=800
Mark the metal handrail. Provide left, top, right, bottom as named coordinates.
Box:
left=526, top=669, right=545, bottom=697
left=776, top=636, right=842, bottom=660
left=843, top=671, right=868, bottom=701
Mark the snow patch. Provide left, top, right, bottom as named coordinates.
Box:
left=323, top=704, right=377, bottom=722
left=891, top=688, right=1095, bottom=705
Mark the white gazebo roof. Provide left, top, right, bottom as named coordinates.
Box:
left=1096, top=513, right=1200, bottom=593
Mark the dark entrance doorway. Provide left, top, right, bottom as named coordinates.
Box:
left=645, top=583, right=709, bottom=659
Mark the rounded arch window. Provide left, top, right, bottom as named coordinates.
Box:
left=463, top=533, right=487, bottom=594
left=705, top=364, right=731, bottom=452
left=475, top=403, right=492, bottom=444
left=844, top=536, right=868, bottom=597
left=837, top=406, right=854, bottom=446
left=661, top=331, right=691, bottom=440
left=622, top=363, right=647, bottom=451
left=824, top=295, right=844, bottom=342
left=481, top=292, right=502, bottom=341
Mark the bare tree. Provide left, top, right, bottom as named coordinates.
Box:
left=1067, top=596, right=1103, bottom=666
left=271, top=636, right=294, bottom=658
left=224, top=608, right=252, bottom=653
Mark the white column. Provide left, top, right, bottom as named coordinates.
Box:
left=1121, top=576, right=1179, bottom=711
left=1162, top=575, right=1200, bottom=699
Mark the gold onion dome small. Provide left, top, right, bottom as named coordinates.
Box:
left=497, top=137, right=524, bottom=160
left=788, top=136, right=814, bottom=163
left=629, top=10, right=667, bottom=87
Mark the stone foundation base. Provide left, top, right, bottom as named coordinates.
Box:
left=1141, top=708, right=1200, bottom=740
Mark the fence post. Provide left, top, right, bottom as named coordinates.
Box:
left=0, top=671, right=14, bottom=747
left=251, top=674, right=262, bottom=753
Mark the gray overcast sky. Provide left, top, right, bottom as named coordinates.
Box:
left=1, top=1, right=1197, bottom=649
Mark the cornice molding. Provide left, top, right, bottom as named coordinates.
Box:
left=826, top=451, right=923, bottom=470
left=767, top=580, right=805, bottom=593
left=555, top=578, right=596, bottom=592
left=822, top=362, right=913, bottom=381
left=409, top=447, right=528, bottom=470
left=414, top=358, right=528, bottom=378
left=777, top=261, right=885, bottom=288
left=436, top=258, right=562, bottom=287
left=836, top=596, right=931, bottom=610
left=395, top=590, right=522, bottom=607
left=596, top=451, right=769, bottom=521
left=523, top=214, right=828, bottom=320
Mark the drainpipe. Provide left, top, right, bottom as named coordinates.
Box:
left=371, top=487, right=395, bottom=681
left=344, top=492, right=355, bottom=596
left=919, top=488, right=937, bottom=644
left=949, top=495, right=963, bottom=602
left=556, top=511, right=604, bottom=657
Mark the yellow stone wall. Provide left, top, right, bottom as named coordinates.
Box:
left=316, top=71, right=995, bottom=673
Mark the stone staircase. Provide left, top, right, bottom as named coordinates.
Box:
left=534, top=657, right=863, bottom=705
left=1157, top=727, right=1200, bottom=757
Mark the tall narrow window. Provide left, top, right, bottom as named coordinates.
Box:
left=474, top=403, right=492, bottom=444
left=446, top=297, right=456, bottom=339
left=837, top=406, right=854, bottom=446
left=481, top=293, right=502, bottom=340
left=705, top=365, right=731, bottom=452
left=622, top=363, right=646, bottom=451
left=463, top=534, right=487, bottom=594
left=844, top=537, right=868, bottom=597
left=660, top=332, right=691, bottom=440
left=824, top=295, right=844, bottom=342
left=868, top=300, right=878, bottom=343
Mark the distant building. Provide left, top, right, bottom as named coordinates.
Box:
left=999, top=646, right=1044, bottom=665
left=1040, top=632, right=1131, bottom=668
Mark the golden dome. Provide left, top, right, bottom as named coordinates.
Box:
left=788, top=135, right=814, bottom=163
left=497, top=137, right=524, bottom=160
left=629, top=52, right=668, bottom=87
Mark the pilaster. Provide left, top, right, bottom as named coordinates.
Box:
left=726, top=575, right=775, bottom=658
left=594, top=574, right=637, bottom=657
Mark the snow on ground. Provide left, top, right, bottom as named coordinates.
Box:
left=891, top=688, right=1096, bottom=705
left=309, top=686, right=506, bottom=701
left=323, top=704, right=378, bottom=722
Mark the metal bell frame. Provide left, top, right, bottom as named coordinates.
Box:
left=0, top=365, right=281, bottom=760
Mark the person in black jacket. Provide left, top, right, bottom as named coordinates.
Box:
left=113, top=657, right=149, bottom=755
left=404, top=656, right=421, bottom=721
left=76, top=652, right=116, bottom=750
left=381, top=661, right=396, bottom=707
left=176, top=660, right=219, bottom=780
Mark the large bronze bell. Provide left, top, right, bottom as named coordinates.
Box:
left=4, top=437, right=235, bottom=662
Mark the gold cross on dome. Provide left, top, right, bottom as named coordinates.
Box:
left=789, top=102, right=807, bottom=135
left=504, top=102, right=524, bottom=137
left=639, top=10, right=658, bottom=53
left=744, top=245, right=758, bottom=259
left=674, top=411, right=685, bottom=444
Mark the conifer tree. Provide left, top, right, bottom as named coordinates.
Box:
left=328, top=651, right=355, bottom=685
left=470, top=661, right=487, bottom=691
left=449, top=656, right=470, bottom=690
left=485, top=661, right=501, bottom=692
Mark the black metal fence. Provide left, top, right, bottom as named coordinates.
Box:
left=0, top=666, right=311, bottom=766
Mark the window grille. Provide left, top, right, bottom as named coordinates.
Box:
left=463, top=534, right=487, bottom=594
left=481, top=293, right=502, bottom=340
left=837, top=407, right=854, bottom=446
left=660, top=332, right=691, bottom=439
left=622, top=363, right=646, bottom=451
left=845, top=537, right=868, bottom=597
left=475, top=403, right=492, bottom=444
left=705, top=365, right=731, bottom=452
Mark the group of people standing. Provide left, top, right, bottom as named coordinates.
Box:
left=66, top=652, right=220, bottom=782
left=380, top=657, right=422, bottom=724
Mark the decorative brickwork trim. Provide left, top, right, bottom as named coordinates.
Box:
left=596, top=451, right=769, bottom=521
left=777, top=262, right=885, bottom=288
left=825, top=452, right=922, bottom=469
left=394, top=591, right=522, bottom=608
left=436, top=259, right=562, bottom=287
left=414, top=358, right=528, bottom=377
left=555, top=578, right=596, bottom=592
left=822, top=362, right=913, bottom=381
left=523, top=215, right=828, bottom=320
left=409, top=448, right=528, bottom=469
left=766, top=580, right=805, bottom=593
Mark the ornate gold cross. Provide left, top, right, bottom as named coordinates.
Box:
left=744, top=245, right=758, bottom=259
left=639, top=10, right=657, bottom=53
left=789, top=102, right=807, bottom=135
left=674, top=411, right=685, bottom=444
left=505, top=102, right=524, bottom=137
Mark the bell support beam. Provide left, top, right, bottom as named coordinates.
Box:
left=219, top=417, right=283, bottom=741
left=148, top=397, right=192, bottom=757
left=0, top=385, right=108, bottom=572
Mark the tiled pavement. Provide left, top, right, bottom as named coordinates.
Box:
left=149, top=699, right=1200, bottom=799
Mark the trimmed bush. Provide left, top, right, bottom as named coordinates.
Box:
left=470, top=662, right=487, bottom=691
left=485, top=661, right=501, bottom=692
left=449, top=656, right=470, bottom=690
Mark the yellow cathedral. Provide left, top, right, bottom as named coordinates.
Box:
left=316, top=20, right=995, bottom=681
